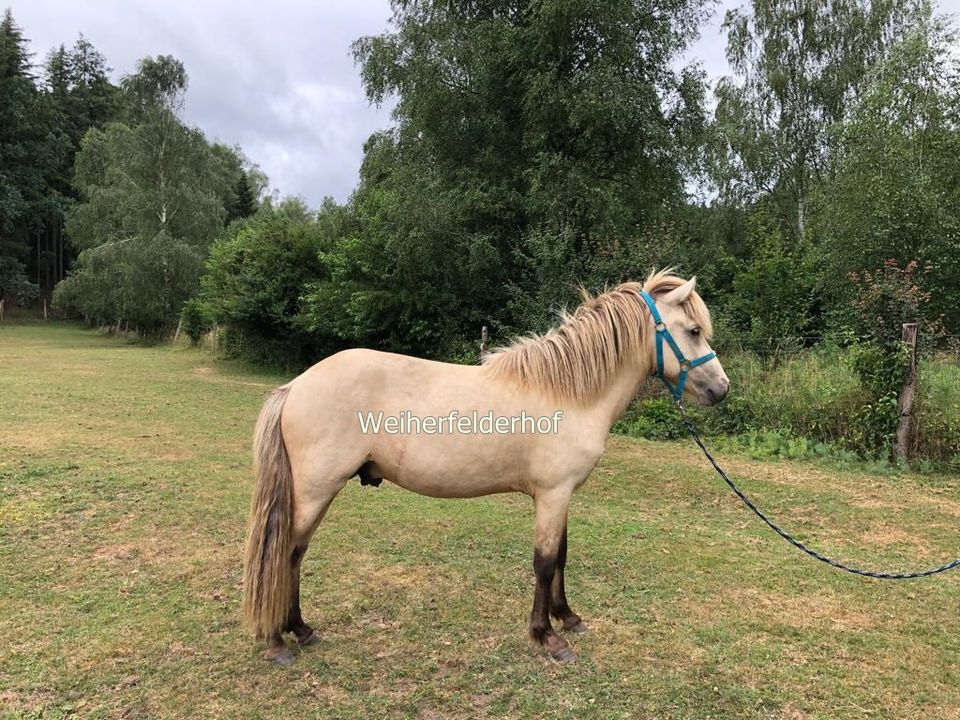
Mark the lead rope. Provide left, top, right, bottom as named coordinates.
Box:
left=675, top=399, right=960, bottom=580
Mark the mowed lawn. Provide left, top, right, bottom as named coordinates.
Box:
left=2, top=323, right=960, bottom=720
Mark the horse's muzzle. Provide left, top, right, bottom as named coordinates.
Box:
left=704, top=378, right=729, bottom=406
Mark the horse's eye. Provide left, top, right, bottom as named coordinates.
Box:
left=690, top=327, right=701, bottom=338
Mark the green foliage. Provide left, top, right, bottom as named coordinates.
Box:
left=915, top=360, right=960, bottom=468
left=844, top=259, right=942, bottom=454
left=714, top=0, right=923, bottom=236
left=612, top=397, right=688, bottom=441
left=120, top=54, right=188, bottom=118
left=714, top=209, right=817, bottom=351
left=53, top=231, right=202, bottom=334
left=198, top=199, right=342, bottom=367
left=67, top=114, right=228, bottom=251
left=0, top=255, right=38, bottom=303
left=0, top=9, right=71, bottom=298
left=179, top=298, right=212, bottom=345
left=54, top=55, right=237, bottom=332
left=615, top=347, right=959, bottom=469
left=349, top=0, right=710, bottom=345
left=813, top=14, right=960, bottom=332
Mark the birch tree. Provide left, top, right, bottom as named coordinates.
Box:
left=714, top=0, right=927, bottom=237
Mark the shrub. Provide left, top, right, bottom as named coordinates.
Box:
left=914, top=360, right=960, bottom=467
left=179, top=298, right=212, bottom=345
left=53, top=231, right=202, bottom=335
left=196, top=199, right=345, bottom=368
left=612, top=396, right=687, bottom=441
left=847, top=259, right=944, bottom=456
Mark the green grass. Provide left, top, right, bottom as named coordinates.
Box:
left=2, top=322, right=960, bottom=719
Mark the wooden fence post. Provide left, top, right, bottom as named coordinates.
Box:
left=479, top=325, right=489, bottom=361
left=893, top=322, right=918, bottom=462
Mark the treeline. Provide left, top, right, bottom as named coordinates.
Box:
left=195, top=0, right=958, bottom=365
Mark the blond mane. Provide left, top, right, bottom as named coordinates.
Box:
left=481, top=270, right=713, bottom=403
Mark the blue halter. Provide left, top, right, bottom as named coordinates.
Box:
left=639, top=290, right=716, bottom=401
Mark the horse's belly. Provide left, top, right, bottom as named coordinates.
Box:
left=385, top=471, right=520, bottom=499
left=369, top=438, right=530, bottom=498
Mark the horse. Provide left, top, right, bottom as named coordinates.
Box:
left=242, top=270, right=729, bottom=665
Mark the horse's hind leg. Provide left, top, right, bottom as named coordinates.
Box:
left=549, top=524, right=587, bottom=634
left=285, top=543, right=317, bottom=646
left=282, top=475, right=347, bottom=649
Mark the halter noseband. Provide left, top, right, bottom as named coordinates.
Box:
left=639, top=290, right=716, bottom=401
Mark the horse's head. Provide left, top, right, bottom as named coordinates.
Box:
left=640, top=275, right=729, bottom=407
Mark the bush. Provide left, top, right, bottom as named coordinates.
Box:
left=614, top=345, right=959, bottom=470
left=914, top=360, right=960, bottom=468
left=179, top=298, right=212, bottom=345
left=612, top=396, right=688, bottom=441
left=53, top=231, right=202, bottom=335
left=703, top=346, right=867, bottom=444
left=196, top=199, right=344, bottom=368
left=846, top=259, right=944, bottom=456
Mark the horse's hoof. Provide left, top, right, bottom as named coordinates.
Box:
left=564, top=621, right=589, bottom=635
left=551, top=646, right=578, bottom=663
left=263, top=645, right=296, bottom=666
left=296, top=629, right=319, bottom=647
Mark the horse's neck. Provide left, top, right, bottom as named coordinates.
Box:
left=588, top=358, right=650, bottom=430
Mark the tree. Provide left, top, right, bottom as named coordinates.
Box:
left=0, top=9, right=66, bottom=301
left=121, top=54, right=187, bottom=119
left=197, top=199, right=343, bottom=366
left=813, top=14, right=960, bottom=333
left=714, top=0, right=926, bottom=237
left=334, top=0, right=709, bottom=354
left=210, top=143, right=264, bottom=223
left=42, top=35, right=120, bottom=290
left=66, top=57, right=230, bottom=252
left=56, top=55, right=236, bottom=331
left=54, top=230, right=202, bottom=334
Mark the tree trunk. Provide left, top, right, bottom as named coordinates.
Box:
left=797, top=193, right=806, bottom=238
left=893, top=323, right=918, bottom=462
left=479, top=325, right=488, bottom=362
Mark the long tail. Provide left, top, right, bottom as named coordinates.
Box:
left=243, top=384, right=293, bottom=639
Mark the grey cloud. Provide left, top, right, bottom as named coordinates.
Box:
left=11, top=0, right=396, bottom=205
left=13, top=0, right=824, bottom=206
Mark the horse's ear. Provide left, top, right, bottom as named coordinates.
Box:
left=663, top=276, right=696, bottom=305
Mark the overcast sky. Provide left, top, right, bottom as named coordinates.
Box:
left=9, top=1, right=960, bottom=207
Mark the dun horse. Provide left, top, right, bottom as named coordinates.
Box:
left=243, top=271, right=729, bottom=664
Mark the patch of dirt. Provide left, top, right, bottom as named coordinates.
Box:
left=859, top=525, right=934, bottom=557
left=0, top=688, right=56, bottom=714
left=679, top=587, right=879, bottom=632
left=778, top=702, right=810, bottom=720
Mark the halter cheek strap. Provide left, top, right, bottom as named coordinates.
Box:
left=639, top=290, right=716, bottom=401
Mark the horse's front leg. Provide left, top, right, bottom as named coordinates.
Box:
left=529, top=490, right=577, bottom=662
left=549, top=524, right=587, bottom=634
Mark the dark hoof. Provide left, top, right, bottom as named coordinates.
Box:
left=263, top=645, right=296, bottom=666
left=295, top=629, right=319, bottom=647
left=564, top=620, right=589, bottom=635
left=551, top=646, right=578, bottom=663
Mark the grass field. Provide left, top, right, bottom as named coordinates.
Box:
left=2, top=322, right=960, bottom=719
